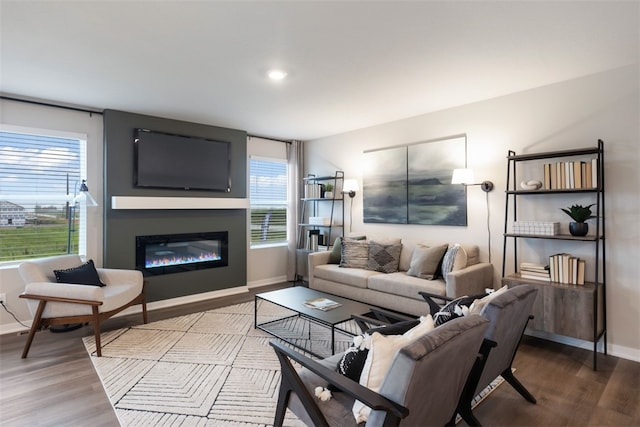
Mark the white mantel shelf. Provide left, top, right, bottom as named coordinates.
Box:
left=111, top=196, right=249, bottom=210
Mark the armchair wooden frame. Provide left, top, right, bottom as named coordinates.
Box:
left=19, top=287, right=147, bottom=358
left=270, top=340, right=409, bottom=427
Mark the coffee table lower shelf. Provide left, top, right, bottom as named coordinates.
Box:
left=254, top=287, right=372, bottom=359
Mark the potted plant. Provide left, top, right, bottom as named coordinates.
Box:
left=323, top=183, right=334, bottom=199
left=561, top=203, right=596, bottom=236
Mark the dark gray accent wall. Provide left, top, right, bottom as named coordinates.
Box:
left=103, top=110, right=247, bottom=302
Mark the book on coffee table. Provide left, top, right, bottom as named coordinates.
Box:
left=304, top=297, right=342, bottom=311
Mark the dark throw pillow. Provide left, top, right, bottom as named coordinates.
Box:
left=54, top=259, right=106, bottom=287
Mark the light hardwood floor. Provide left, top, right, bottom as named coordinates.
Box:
left=1, top=283, right=638, bottom=427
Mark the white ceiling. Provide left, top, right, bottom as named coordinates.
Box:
left=1, top=1, right=638, bottom=140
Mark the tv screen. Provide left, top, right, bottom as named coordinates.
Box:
left=134, top=129, right=231, bottom=192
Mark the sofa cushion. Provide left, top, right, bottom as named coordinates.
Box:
left=366, top=240, right=402, bottom=273
left=368, top=272, right=445, bottom=300
left=340, top=238, right=370, bottom=269
left=406, top=244, right=448, bottom=279
left=314, top=264, right=381, bottom=289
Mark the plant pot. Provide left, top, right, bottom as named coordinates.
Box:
left=324, top=191, right=333, bottom=199
left=569, top=222, right=588, bottom=236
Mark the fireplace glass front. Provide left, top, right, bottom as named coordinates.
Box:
left=136, top=231, right=228, bottom=276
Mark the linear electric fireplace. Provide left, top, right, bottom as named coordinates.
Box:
left=136, top=231, right=228, bottom=276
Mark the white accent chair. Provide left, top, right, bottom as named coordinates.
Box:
left=18, top=254, right=147, bottom=358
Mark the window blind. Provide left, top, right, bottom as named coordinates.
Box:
left=249, top=157, right=288, bottom=246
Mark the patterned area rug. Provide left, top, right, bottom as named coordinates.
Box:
left=84, top=300, right=505, bottom=426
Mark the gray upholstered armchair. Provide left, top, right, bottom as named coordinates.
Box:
left=18, top=254, right=147, bottom=358
left=270, top=314, right=490, bottom=427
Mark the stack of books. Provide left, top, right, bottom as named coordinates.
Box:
left=549, top=253, right=586, bottom=285
left=543, top=159, right=598, bottom=190
left=519, top=262, right=551, bottom=281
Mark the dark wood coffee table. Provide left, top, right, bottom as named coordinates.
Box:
left=254, top=287, right=373, bottom=358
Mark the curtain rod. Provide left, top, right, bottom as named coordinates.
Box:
left=247, top=133, right=293, bottom=144
left=0, top=95, right=103, bottom=116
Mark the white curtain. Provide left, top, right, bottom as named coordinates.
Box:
left=286, top=140, right=304, bottom=281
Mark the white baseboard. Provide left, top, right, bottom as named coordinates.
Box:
left=246, top=276, right=289, bottom=289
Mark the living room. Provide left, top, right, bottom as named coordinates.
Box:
left=0, top=1, right=638, bottom=426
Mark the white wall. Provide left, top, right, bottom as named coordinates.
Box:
left=305, top=65, right=639, bottom=361
left=0, top=99, right=104, bottom=332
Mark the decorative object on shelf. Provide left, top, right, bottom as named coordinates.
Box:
left=520, top=180, right=542, bottom=190
left=561, top=203, right=595, bottom=236
left=323, top=183, right=334, bottom=199
left=451, top=168, right=494, bottom=192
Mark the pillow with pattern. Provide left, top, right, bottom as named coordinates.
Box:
left=366, top=240, right=402, bottom=273
left=340, top=238, right=370, bottom=269
left=329, top=319, right=420, bottom=391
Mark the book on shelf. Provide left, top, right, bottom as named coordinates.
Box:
left=548, top=253, right=585, bottom=285
left=304, top=297, right=342, bottom=311
left=520, top=273, right=551, bottom=282
left=542, top=159, right=598, bottom=190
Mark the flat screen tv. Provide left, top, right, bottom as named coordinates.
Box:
left=134, top=128, right=231, bottom=192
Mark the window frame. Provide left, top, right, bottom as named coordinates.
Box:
left=249, top=155, right=289, bottom=249
left=0, top=124, right=89, bottom=265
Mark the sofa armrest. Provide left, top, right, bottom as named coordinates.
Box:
left=308, top=251, right=332, bottom=288
left=445, top=262, right=494, bottom=298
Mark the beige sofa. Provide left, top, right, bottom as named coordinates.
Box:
left=308, top=241, right=494, bottom=316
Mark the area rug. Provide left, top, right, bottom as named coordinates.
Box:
left=83, top=300, right=505, bottom=426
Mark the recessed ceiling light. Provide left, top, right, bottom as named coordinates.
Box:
left=267, top=69, right=287, bottom=81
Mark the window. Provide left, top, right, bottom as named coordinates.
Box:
left=0, top=129, right=86, bottom=262
left=249, top=157, right=288, bottom=247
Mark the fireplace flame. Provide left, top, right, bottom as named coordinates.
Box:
left=145, top=252, right=221, bottom=268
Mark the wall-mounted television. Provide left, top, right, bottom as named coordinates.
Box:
left=134, top=128, right=231, bottom=192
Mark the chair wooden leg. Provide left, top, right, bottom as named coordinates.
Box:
left=273, top=383, right=291, bottom=427
left=141, top=300, right=148, bottom=324
left=92, top=306, right=102, bottom=357
left=22, top=300, right=47, bottom=359
left=502, top=368, right=536, bottom=404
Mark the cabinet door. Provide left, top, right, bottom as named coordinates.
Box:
left=504, top=277, right=603, bottom=341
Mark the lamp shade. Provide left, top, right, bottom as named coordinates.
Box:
left=342, top=179, right=359, bottom=194
left=74, top=179, right=98, bottom=206
left=451, top=168, right=475, bottom=185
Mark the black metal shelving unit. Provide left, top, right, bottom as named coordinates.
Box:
left=501, top=139, right=606, bottom=370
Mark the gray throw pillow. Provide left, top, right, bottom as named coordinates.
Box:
left=340, top=238, right=369, bottom=269
left=406, top=244, right=448, bottom=280
left=329, top=235, right=366, bottom=264
left=367, top=240, right=402, bottom=273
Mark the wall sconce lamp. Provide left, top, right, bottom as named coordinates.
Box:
left=451, top=168, right=494, bottom=192
left=342, top=179, right=358, bottom=198
left=341, top=179, right=359, bottom=233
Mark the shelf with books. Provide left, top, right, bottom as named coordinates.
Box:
left=501, top=139, right=606, bottom=370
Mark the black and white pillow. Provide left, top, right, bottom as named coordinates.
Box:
left=330, top=319, right=420, bottom=391
left=432, top=294, right=487, bottom=326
